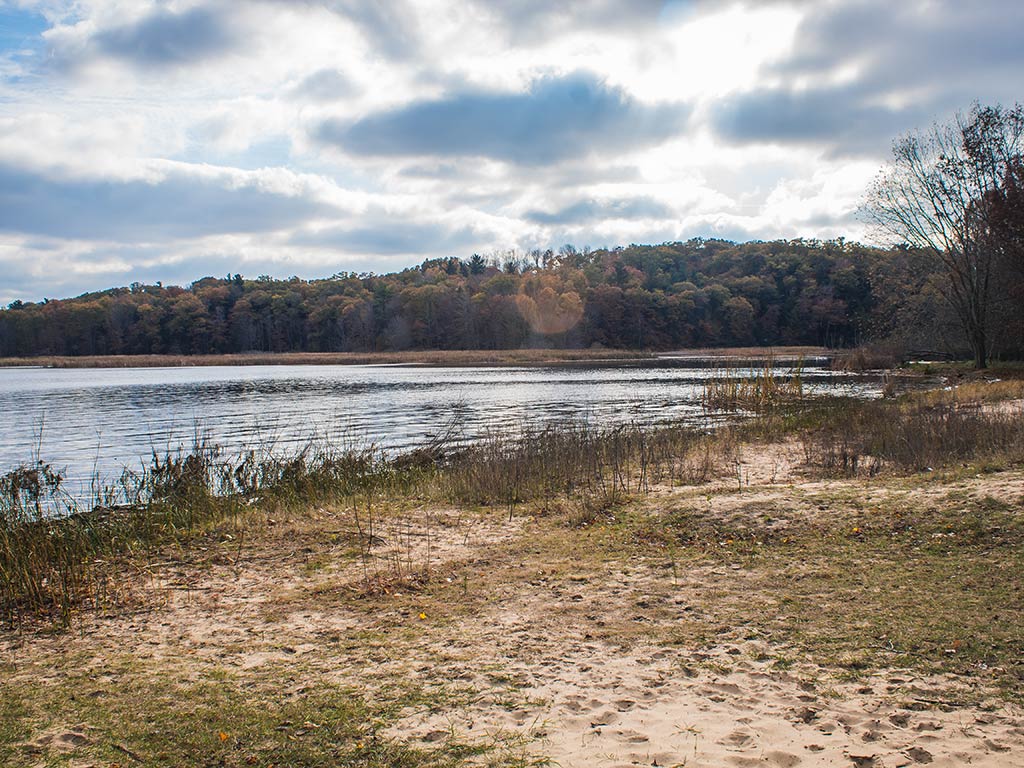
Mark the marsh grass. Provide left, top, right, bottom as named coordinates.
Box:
left=701, top=359, right=805, bottom=411
left=0, top=437, right=408, bottom=625
left=801, top=393, right=1024, bottom=476
left=434, top=421, right=732, bottom=508
left=830, top=344, right=900, bottom=371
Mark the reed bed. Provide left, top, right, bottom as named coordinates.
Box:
left=829, top=344, right=900, bottom=371
left=701, top=360, right=805, bottom=411
left=435, top=421, right=729, bottom=507
left=801, top=394, right=1024, bottom=476
left=0, top=438, right=406, bottom=625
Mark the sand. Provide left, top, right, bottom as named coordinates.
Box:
left=3, top=456, right=1024, bottom=767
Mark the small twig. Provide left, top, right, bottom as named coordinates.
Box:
left=113, top=743, right=144, bottom=762
left=911, top=696, right=967, bottom=708
left=869, top=642, right=929, bottom=659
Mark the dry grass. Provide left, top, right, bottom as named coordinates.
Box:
left=701, top=360, right=806, bottom=410
left=830, top=344, right=901, bottom=371
left=800, top=392, right=1024, bottom=476
left=913, top=379, right=1024, bottom=406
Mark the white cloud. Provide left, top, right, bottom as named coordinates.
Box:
left=0, top=0, right=1020, bottom=301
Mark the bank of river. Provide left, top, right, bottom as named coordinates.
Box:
left=0, top=359, right=895, bottom=492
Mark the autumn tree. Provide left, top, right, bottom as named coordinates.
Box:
left=986, top=156, right=1024, bottom=279
left=867, top=103, right=1024, bottom=368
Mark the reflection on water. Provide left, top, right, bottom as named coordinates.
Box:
left=1, top=362, right=884, bottom=490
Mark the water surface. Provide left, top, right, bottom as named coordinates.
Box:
left=1, top=361, right=882, bottom=491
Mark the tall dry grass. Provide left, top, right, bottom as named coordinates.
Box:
left=701, top=359, right=805, bottom=411
left=0, top=437, right=407, bottom=625
left=435, top=421, right=728, bottom=508
left=801, top=395, right=1024, bottom=476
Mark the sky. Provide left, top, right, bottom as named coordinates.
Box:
left=0, top=0, right=1021, bottom=304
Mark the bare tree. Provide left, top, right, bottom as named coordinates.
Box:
left=867, top=103, right=1024, bottom=368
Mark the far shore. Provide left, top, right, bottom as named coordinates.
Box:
left=0, top=346, right=831, bottom=369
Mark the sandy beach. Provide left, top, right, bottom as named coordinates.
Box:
left=3, top=434, right=1022, bottom=767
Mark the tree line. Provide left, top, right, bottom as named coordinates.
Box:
left=2, top=237, right=1019, bottom=359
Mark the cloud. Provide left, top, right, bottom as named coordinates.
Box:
left=711, top=0, right=1024, bottom=154
left=780, top=0, right=1024, bottom=90
left=323, top=0, right=420, bottom=60
left=472, top=0, right=684, bottom=43
left=712, top=85, right=929, bottom=156
left=316, top=71, right=690, bottom=164
left=0, top=163, right=334, bottom=241
left=52, top=5, right=239, bottom=69
left=525, top=196, right=674, bottom=225
left=291, top=220, right=487, bottom=255
left=264, top=0, right=421, bottom=60
left=288, top=67, right=355, bottom=102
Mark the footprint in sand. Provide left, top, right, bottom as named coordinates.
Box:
left=562, top=695, right=588, bottom=714
left=889, top=712, right=911, bottom=728
left=589, top=710, right=619, bottom=727
left=618, top=729, right=649, bottom=744
left=792, top=706, right=819, bottom=724
left=721, top=728, right=757, bottom=750
left=764, top=751, right=802, bottom=767
left=983, top=738, right=1011, bottom=752
left=614, top=699, right=636, bottom=711
left=904, top=745, right=934, bottom=763
left=21, top=731, right=92, bottom=755
left=508, top=709, right=532, bottom=725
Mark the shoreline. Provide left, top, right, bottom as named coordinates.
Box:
left=0, top=346, right=831, bottom=369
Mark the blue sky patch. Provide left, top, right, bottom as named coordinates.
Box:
left=0, top=6, right=48, bottom=55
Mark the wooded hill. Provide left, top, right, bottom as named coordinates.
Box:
left=0, top=239, right=1017, bottom=358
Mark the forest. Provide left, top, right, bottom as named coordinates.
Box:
left=0, top=238, right=1020, bottom=359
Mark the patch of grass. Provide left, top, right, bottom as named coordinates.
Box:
left=636, top=488, right=1024, bottom=700
left=798, top=393, right=1024, bottom=476
left=432, top=420, right=731, bottom=508
left=0, top=655, right=530, bottom=768
left=913, top=379, right=1024, bottom=406
left=831, top=345, right=900, bottom=372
